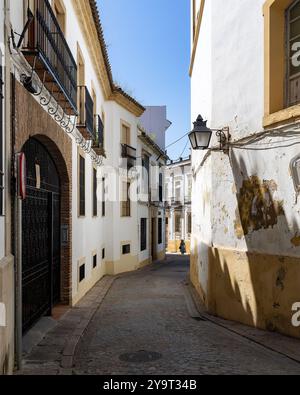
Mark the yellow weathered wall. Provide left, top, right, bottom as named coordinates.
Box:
left=138, top=258, right=151, bottom=269
left=157, top=250, right=166, bottom=261
left=191, top=246, right=300, bottom=339
left=106, top=255, right=139, bottom=276
left=167, top=240, right=191, bottom=254
left=72, top=264, right=107, bottom=306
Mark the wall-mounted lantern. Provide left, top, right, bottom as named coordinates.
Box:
left=189, top=115, right=230, bottom=150
left=291, top=155, right=300, bottom=192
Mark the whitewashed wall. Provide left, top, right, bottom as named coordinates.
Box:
left=191, top=0, right=300, bottom=276
left=106, top=101, right=139, bottom=271
left=137, top=129, right=167, bottom=264
left=139, top=106, right=169, bottom=151
left=9, top=0, right=144, bottom=302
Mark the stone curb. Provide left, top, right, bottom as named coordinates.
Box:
left=59, top=276, right=117, bottom=371
left=186, top=280, right=300, bottom=365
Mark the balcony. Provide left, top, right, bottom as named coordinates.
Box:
left=166, top=195, right=191, bottom=207
left=23, top=0, right=77, bottom=114
left=171, top=197, right=183, bottom=206
left=77, top=86, right=94, bottom=141
left=121, top=144, right=136, bottom=169
left=121, top=144, right=137, bottom=160
left=184, top=195, right=192, bottom=205
left=93, top=115, right=105, bottom=156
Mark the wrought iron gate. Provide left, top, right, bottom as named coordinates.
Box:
left=22, top=138, right=61, bottom=333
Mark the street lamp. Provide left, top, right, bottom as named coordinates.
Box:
left=189, top=115, right=230, bottom=150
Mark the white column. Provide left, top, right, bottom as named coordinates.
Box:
left=170, top=208, right=174, bottom=240
left=181, top=211, right=185, bottom=240
left=184, top=208, right=188, bottom=240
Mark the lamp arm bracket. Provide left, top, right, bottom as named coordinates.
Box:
left=215, top=127, right=231, bottom=150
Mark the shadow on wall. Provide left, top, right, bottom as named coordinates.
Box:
left=201, top=151, right=300, bottom=338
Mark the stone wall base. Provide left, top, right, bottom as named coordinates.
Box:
left=106, top=255, right=139, bottom=276
left=191, top=244, right=300, bottom=339
left=167, top=240, right=191, bottom=254
left=0, top=255, right=15, bottom=375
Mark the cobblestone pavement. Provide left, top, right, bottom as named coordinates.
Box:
left=74, top=255, right=300, bottom=375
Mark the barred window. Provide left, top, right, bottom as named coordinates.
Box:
left=93, top=254, right=97, bottom=269
left=188, top=213, right=192, bottom=235
left=102, top=177, right=106, bottom=217
left=141, top=218, right=147, bottom=251
left=79, top=263, right=85, bottom=282
left=92, top=168, right=97, bottom=217
left=0, top=58, right=3, bottom=216
left=122, top=244, right=130, bottom=255
left=159, top=173, right=163, bottom=202
left=79, top=154, right=85, bottom=216
left=121, top=181, right=131, bottom=217
left=286, top=0, right=300, bottom=106
left=158, top=218, right=163, bottom=245
left=142, top=155, right=150, bottom=195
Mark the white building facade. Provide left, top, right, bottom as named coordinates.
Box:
left=137, top=107, right=170, bottom=265
left=0, top=0, right=168, bottom=373
left=165, top=157, right=192, bottom=254
left=139, top=106, right=171, bottom=151
left=137, top=123, right=169, bottom=267
left=190, top=0, right=300, bottom=339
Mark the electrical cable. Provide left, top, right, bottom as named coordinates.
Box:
left=179, top=139, right=189, bottom=158
left=165, top=132, right=190, bottom=149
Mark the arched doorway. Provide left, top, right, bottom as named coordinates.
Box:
left=22, top=138, right=61, bottom=333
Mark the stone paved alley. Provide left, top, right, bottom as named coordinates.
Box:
left=20, top=255, right=300, bottom=376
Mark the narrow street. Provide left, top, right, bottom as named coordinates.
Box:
left=69, top=255, right=300, bottom=376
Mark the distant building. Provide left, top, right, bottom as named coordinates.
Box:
left=139, top=106, right=172, bottom=151
left=165, top=157, right=192, bottom=254
left=137, top=124, right=169, bottom=266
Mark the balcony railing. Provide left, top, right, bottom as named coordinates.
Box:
left=77, top=86, right=94, bottom=140
left=121, top=144, right=137, bottom=160
left=184, top=195, right=192, bottom=204
left=171, top=197, right=183, bottom=205
left=23, top=0, right=77, bottom=114
left=167, top=196, right=191, bottom=206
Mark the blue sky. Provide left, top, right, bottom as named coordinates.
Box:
left=99, top=0, right=191, bottom=160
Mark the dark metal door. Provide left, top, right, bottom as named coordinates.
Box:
left=22, top=138, right=61, bottom=333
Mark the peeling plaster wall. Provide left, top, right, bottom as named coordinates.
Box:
left=191, top=0, right=300, bottom=338
left=212, top=146, right=300, bottom=258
